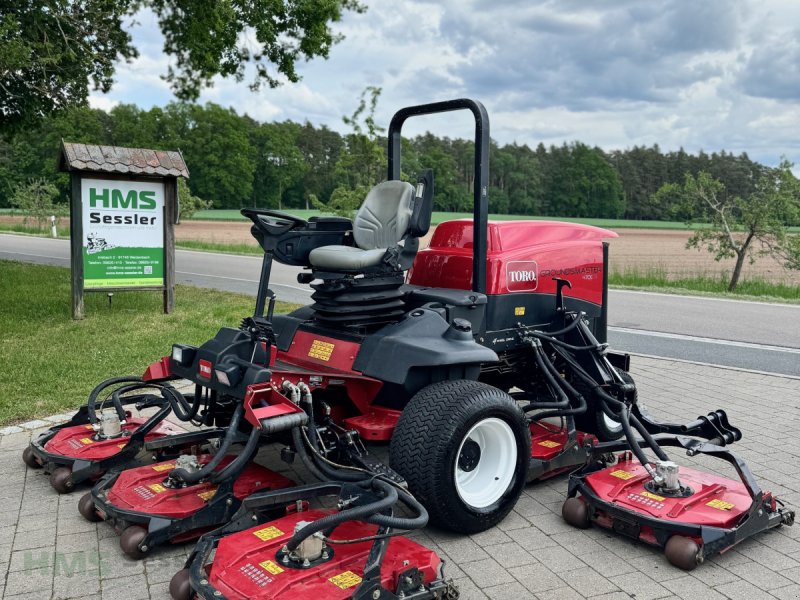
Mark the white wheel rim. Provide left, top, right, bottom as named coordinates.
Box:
left=454, top=417, right=517, bottom=509
left=603, top=412, right=622, bottom=432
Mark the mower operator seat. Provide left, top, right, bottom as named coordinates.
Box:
left=308, top=174, right=432, bottom=272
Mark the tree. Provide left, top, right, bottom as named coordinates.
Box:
left=317, top=86, right=386, bottom=216
left=1, top=0, right=364, bottom=129
left=177, top=178, right=211, bottom=221
left=11, top=178, right=65, bottom=229
left=179, top=103, right=256, bottom=208
left=654, top=164, right=800, bottom=291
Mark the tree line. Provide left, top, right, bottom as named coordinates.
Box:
left=0, top=101, right=796, bottom=225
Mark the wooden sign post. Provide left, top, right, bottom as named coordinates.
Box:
left=59, top=143, right=188, bottom=319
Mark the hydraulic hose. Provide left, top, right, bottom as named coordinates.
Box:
left=169, top=403, right=244, bottom=485
left=521, top=343, right=571, bottom=412
left=211, top=423, right=260, bottom=484
left=525, top=330, right=604, bottom=352
left=364, top=486, right=428, bottom=531
left=162, top=384, right=201, bottom=422
left=549, top=343, right=669, bottom=463
left=538, top=312, right=585, bottom=337
left=291, top=426, right=329, bottom=482
left=86, top=376, right=143, bottom=423
left=285, top=479, right=398, bottom=552
left=301, top=385, right=367, bottom=483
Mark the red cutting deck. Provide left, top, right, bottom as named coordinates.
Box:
left=208, top=509, right=441, bottom=600
left=106, top=455, right=294, bottom=519
left=585, top=457, right=751, bottom=530
left=44, top=418, right=186, bottom=461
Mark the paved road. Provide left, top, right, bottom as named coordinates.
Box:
left=2, top=234, right=799, bottom=375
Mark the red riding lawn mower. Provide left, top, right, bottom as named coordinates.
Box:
left=22, top=99, right=794, bottom=599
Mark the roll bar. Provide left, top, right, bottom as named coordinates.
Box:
left=387, top=99, right=490, bottom=294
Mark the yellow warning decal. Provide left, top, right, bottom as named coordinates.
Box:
left=117, top=443, right=127, bottom=449
left=152, top=463, right=175, bottom=472
left=610, top=469, right=635, bottom=480
left=308, top=340, right=335, bottom=362
left=85, top=425, right=95, bottom=430
left=329, top=571, right=362, bottom=589
left=640, top=491, right=665, bottom=502
left=259, top=560, right=284, bottom=575
left=148, top=483, right=167, bottom=494
left=538, top=440, right=561, bottom=448
left=253, top=526, right=284, bottom=541
left=197, top=489, right=217, bottom=501
left=80, top=437, right=94, bottom=445
left=707, top=499, right=734, bottom=511
left=514, top=306, right=525, bottom=316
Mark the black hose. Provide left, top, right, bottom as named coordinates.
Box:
left=525, top=330, right=604, bottom=352
left=163, top=384, right=201, bottom=422
left=629, top=412, right=669, bottom=461
left=291, top=427, right=329, bottom=482
left=211, top=424, right=260, bottom=484
left=364, top=487, right=428, bottom=531
left=539, top=312, right=584, bottom=337
left=169, top=403, right=244, bottom=485
left=521, top=344, right=571, bottom=412
left=86, top=376, right=143, bottom=423
left=286, top=479, right=398, bottom=552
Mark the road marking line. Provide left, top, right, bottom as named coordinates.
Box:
left=610, top=327, right=800, bottom=353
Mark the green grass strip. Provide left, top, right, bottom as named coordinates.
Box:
left=609, top=266, right=800, bottom=303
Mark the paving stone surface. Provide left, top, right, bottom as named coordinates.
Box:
left=1, top=356, right=798, bottom=599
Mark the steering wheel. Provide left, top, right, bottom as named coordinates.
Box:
left=240, top=208, right=308, bottom=237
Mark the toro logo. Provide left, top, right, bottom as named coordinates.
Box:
left=506, top=261, right=538, bottom=292
left=198, top=359, right=212, bottom=379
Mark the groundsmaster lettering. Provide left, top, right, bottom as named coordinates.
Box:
left=89, top=212, right=157, bottom=225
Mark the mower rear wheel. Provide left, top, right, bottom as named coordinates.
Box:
left=120, top=525, right=149, bottom=559
left=664, top=536, right=702, bottom=571
left=22, top=446, right=41, bottom=469
left=169, top=568, right=193, bottom=600
left=49, top=467, right=75, bottom=494
left=390, top=380, right=530, bottom=534
left=562, top=497, right=591, bottom=529
left=78, top=493, right=102, bottom=522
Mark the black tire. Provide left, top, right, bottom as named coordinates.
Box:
left=22, top=446, right=42, bottom=469
left=390, top=380, right=530, bottom=534
left=574, top=370, right=635, bottom=442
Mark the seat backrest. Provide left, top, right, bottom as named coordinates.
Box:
left=353, top=180, right=415, bottom=250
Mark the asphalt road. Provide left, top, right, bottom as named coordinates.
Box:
left=2, top=234, right=798, bottom=376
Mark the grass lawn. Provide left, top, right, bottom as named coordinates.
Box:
left=609, top=267, right=800, bottom=303
left=0, top=259, right=297, bottom=425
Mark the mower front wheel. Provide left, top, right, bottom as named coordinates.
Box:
left=169, top=568, right=194, bottom=600
left=390, top=380, right=530, bottom=534
left=49, top=467, right=75, bottom=494
left=22, top=446, right=41, bottom=469
left=120, top=525, right=150, bottom=559
left=562, top=497, right=591, bottom=529
left=664, top=536, right=702, bottom=571
left=78, top=493, right=102, bottom=522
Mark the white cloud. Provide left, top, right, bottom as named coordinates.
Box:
left=89, top=0, right=800, bottom=170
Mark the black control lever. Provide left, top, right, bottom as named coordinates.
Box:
left=554, top=278, right=572, bottom=313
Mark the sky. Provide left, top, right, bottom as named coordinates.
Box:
left=89, top=0, right=800, bottom=171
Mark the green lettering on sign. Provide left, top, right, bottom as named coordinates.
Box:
left=89, top=188, right=109, bottom=208
left=138, top=190, right=156, bottom=209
